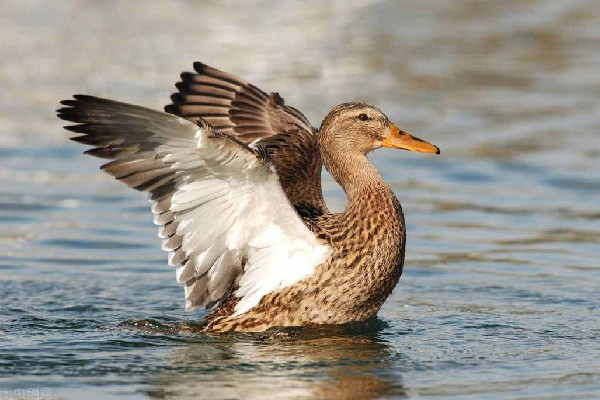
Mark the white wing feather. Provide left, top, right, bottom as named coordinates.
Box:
left=59, top=96, right=331, bottom=315
left=165, top=126, right=331, bottom=314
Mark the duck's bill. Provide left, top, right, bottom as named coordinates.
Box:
left=382, top=123, right=440, bottom=154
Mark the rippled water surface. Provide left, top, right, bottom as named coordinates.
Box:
left=1, top=1, right=600, bottom=399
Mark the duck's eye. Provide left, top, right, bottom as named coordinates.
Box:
left=358, top=113, right=369, bottom=121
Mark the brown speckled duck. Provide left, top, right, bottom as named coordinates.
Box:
left=57, top=62, right=439, bottom=332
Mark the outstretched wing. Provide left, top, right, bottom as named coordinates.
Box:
left=164, top=62, right=327, bottom=216
left=58, top=95, right=331, bottom=315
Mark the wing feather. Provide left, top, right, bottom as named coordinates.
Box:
left=58, top=95, right=331, bottom=314
left=165, top=62, right=328, bottom=216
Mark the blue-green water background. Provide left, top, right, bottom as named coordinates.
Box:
left=1, top=1, right=599, bottom=399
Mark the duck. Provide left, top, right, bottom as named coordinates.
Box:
left=57, top=62, right=439, bottom=333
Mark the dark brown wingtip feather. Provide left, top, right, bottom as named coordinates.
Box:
left=57, top=106, right=80, bottom=123
left=56, top=108, right=70, bottom=121
left=59, top=99, right=76, bottom=107
left=170, top=93, right=184, bottom=103
left=166, top=94, right=186, bottom=114
left=193, top=61, right=210, bottom=73
left=72, top=94, right=93, bottom=101
left=180, top=71, right=196, bottom=82
left=69, top=135, right=90, bottom=144
left=63, top=124, right=89, bottom=133
left=57, top=105, right=93, bottom=125
left=85, top=147, right=117, bottom=159
left=164, top=104, right=177, bottom=115
left=57, top=96, right=78, bottom=121
left=57, top=94, right=102, bottom=123
left=175, top=81, right=187, bottom=92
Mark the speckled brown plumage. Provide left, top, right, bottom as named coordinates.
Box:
left=58, top=62, right=439, bottom=333
left=203, top=104, right=408, bottom=333
left=205, top=188, right=405, bottom=332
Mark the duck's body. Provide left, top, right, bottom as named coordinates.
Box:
left=58, top=62, right=438, bottom=332
left=205, top=157, right=405, bottom=332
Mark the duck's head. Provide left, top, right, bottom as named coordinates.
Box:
left=318, top=103, right=440, bottom=156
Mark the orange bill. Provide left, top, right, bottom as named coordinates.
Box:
left=382, top=123, right=440, bottom=154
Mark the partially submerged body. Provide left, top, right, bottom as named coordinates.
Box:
left=58, top=62, right=439, bottom=332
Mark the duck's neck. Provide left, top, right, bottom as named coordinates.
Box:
left=321, top=149, right=406, bottom=317
left=324, top=152, right=399, bottom=212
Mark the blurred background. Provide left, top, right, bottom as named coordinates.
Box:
left=1, top=1, right=599, bottom=399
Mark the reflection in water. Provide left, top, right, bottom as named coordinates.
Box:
left=141, top=321, right=405, bottom=400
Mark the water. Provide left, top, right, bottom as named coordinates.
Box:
left=1, top=0, right=599, bottom=398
